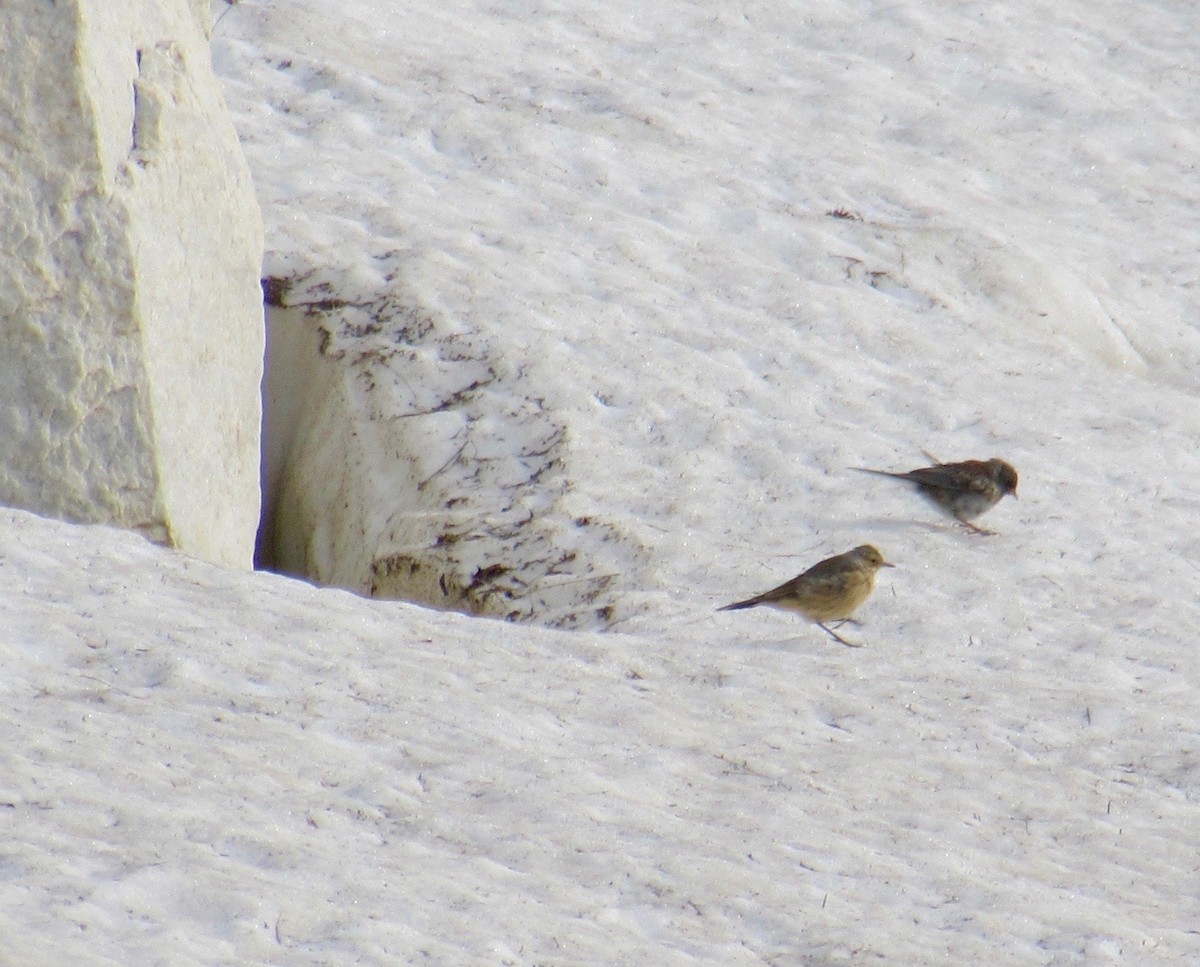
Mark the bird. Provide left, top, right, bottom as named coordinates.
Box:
left=855, top=457, right=1018, bottom=535
left=718, top=544, right=893, bottom=647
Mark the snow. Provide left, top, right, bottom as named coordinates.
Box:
left=4, top=0, right=1200, bottom=961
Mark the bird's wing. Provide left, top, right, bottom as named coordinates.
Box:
left=750, top=555, right=847, bottom=603
left=898, top=462, right=987, bottom=494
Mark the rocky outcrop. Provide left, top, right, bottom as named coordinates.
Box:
left=0, top=0, right=263, bottom=568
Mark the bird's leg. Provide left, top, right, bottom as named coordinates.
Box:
left=818, top=623, right=864, bottom=648
left=959, top=520, right=997, bottom=536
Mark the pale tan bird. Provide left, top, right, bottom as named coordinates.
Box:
left=718, top=544, right=893, bottom=647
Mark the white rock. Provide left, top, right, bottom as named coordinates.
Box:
left=0, top=0, right=263, bottom=569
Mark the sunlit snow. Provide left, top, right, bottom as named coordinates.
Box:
left=4, top=0, right=1200, bottom=962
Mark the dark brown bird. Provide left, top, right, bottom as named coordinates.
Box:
left=856, top=457, right=1018, bottom=534
left=719, top=544, right=893, bottom=647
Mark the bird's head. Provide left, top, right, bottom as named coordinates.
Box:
left=987, top=459, right=1019, bottom=498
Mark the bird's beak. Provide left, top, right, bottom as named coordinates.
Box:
left=882, top=561, right=896, bottom=568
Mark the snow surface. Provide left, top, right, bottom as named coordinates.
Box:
left=4, top=0, right=1200, bottom=961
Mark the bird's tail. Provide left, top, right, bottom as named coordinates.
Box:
left=718, top=598, right=759, bottom=612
